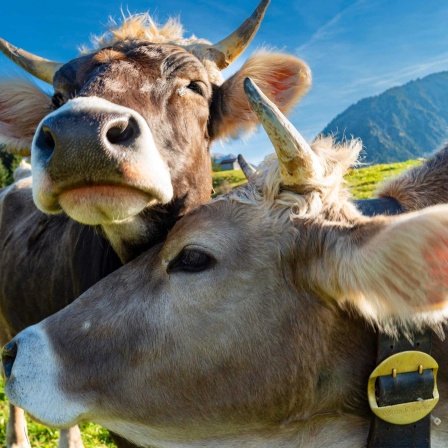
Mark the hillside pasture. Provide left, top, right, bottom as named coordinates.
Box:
left=213, top=158, right=422, bottom=199
left=346, top=159, right=421, bottom=199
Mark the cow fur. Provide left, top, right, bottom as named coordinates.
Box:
left=378, top=144, right=448, bottom=211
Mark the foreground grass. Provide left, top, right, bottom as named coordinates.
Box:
left=0, top=159, right=421, bottom=446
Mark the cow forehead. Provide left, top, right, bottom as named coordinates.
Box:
left=54, top=42, right=215, bottom=94
left=161, top=204, right=234, bottom=260
left=160, top=200, right=285, bottom=265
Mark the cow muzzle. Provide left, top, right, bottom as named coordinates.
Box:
left=3, top=325, right=88, bottom=428
left=31, top=97, right=173, bottom=225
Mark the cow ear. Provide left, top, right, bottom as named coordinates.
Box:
left=0, top=77, right=52, bottom=156
left=319, top=205, right=448, bottom=326
left=209, top=51, right=311, bottom=140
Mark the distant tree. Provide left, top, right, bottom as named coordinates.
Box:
left=0, top=159, right=7, bottom=187
left=0, top=149, right=22, bottom=186
left=211, top=157, right=222, bottom=172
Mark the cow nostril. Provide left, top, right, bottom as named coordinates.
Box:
left=2, top=340, right=17, bottom=380
left=106, top=118, right=137, bottom=145
left=42, top=127, right=56, bottom=151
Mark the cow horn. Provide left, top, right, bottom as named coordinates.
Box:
left=210, top=0, right=270, bottom=69
left=0, top=38, right=63, bottom=84
left=243, top=77, right=323, bottom=186
left=238, top=154, right=256, bottom=180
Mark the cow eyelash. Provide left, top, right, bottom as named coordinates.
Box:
left=167, top=248, right=215, bottom=274
left=52, top=92, right=65, bottom=109
left=186, top=81, right=204, bottom=97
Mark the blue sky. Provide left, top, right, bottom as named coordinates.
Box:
left=1, top=0, right=448, bottom=163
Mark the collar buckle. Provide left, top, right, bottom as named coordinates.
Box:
left=367, top=351, right=439, bottom=425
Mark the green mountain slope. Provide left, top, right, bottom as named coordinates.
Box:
left=321, top=71, right=448, bottom=163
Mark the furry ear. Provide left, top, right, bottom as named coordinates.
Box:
left=319, top=205, right=448, bottom=326
left=209, top=50, right=311, bottom=140
left=0, top=77, right=52, bottom=155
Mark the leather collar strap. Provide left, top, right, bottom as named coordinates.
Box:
left=367, top=330, right=434, bottom=448
left=355, top=196, right=435, bottom=447
left=354, top=197, right=405, bottom=216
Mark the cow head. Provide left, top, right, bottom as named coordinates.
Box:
left=5, top=80, right=447, bottom=446
left=0, top=0, right=312, bottom=261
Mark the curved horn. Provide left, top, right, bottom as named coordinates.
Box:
left=0, top=38, right=63, bottom=84
left=243, top=77, right=323, bottom=186
left=210, top=0, right=270, bottom=69
left=238, top=154, right=256, bottom=180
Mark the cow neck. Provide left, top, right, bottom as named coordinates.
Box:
left=353, top=197, right=405, bottom=216
left=100, top=218, right=147, bottom=263
left=100, top=205, right=176, bottom=263
left=354, top=197, right=434, bottom=448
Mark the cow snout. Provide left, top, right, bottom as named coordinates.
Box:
left=38, top=114, right=139, bottom=157
left=2, top=339, right=17, bottom=379
left=34, top=100, right=143, bottom=172
left=3, top=325, right=89, bottom=427
left=31, top=96, right=173, bottom=223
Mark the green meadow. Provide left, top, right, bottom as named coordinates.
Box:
left=213, top=159, right=421, bottom=199
left=346, top=159, right=421, bottom=199
left=0, top=158, right=421, bottom=447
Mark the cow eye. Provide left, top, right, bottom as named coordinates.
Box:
left=167, top=248, right=214, bottom=273
left=186, top=81, right=205, bottom=97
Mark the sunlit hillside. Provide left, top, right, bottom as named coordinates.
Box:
left=322, top=71, right=448, bottom=164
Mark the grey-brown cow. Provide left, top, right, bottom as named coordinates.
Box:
left=3, top=79, right=448, bottom=448
left=0, top=2, right=312, bottom=447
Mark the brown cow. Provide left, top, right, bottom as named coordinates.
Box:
left=0, top=0, right=310, bottom=263
left=3, top=79, right=447, bottom=448
left=0, top=1, right=313, bottom=447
